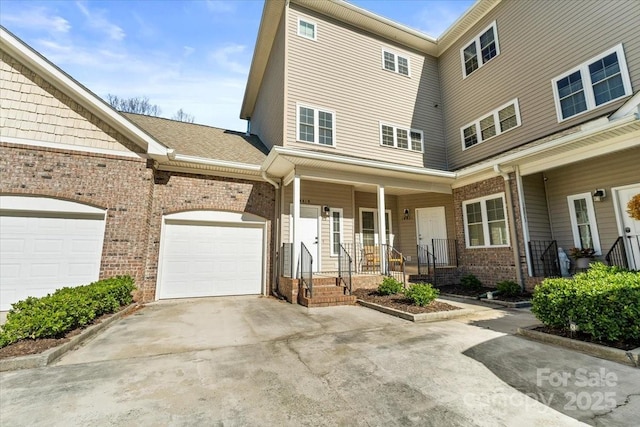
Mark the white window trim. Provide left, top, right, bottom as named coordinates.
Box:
left=379, top=122, right=424, bottom=153
left=567, top=193, right=602, bottom=254
left=551, top=44, right=631, bottom=123
left=460, top=21, right=499, bottom=79
left=460, top=98, right=521, bottom=151
left=359, top=208, right=393, bottom=245
left=296, top=102, right=337, bottom=147
left=381, top=48, right=411, bottom=77
left=329, top=208, right=344, bottom=257
left=462, top=193, right=510, bottom=249
left=297, top=17, right=317, bottom=41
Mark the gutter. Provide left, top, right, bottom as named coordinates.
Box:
left=494, top=164, right=525, bottom=292
left=168, top=153, right=262, bottom=173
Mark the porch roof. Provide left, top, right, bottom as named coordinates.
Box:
left=263, top=146, right=456, bottom=194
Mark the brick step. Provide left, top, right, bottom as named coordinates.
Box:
left=298, top=294, right=357, bottom=308
left=311, top=277, right=340, bottom=286
left=308, top=285, right=348, bottom=296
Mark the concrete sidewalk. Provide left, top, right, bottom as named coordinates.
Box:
left=1, top=296, right=637, bottom=426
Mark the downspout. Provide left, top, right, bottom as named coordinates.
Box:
left=494, top=164, right=525, bottom=292
left=261, top=171, right=281, bottom=297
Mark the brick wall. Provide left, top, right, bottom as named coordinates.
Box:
left=143, top=170, right=276, bottom=300
left=0, top=142, right=154, bottom=287
left=453, top=175, right=532, bottom=290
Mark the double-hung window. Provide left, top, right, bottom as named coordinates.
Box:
left=463, top=193, right=509, bottom=248
left=329, top=208, right=343, bottom=256
left=380, top=123, right=423, bottom=152
left=461, top=22, right=499, bottom=77
left=461, top=99, right=521, bottom=150
left=382, top=49, right=410, bottom=76
left=552, top=44, right=631, bottom=122
left=567, top=193, right=601, bottom=254
left=297, top=104, right=335, bottom=146
left=297, top=18, right=316, bottom=40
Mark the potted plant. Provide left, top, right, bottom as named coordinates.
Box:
left=568, top=247, right=596, bottom=269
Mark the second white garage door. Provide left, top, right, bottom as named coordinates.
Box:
left=157, top=211, right=265, bottom=300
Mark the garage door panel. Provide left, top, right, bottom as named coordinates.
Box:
left=158, top=219, right=264, bottom=299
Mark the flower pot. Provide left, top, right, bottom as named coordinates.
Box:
left=575, top=257, right=591, bottom=269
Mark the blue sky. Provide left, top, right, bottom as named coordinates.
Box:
left=1, top=0, right=474, bottom=132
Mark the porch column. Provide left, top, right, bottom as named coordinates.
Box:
left=377, top=184, right=387, bottom=274
left=292, top=174, right=301, bottom=278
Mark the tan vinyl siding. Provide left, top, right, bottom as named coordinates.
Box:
left=439, top=0, right=640, bottom=169
left=0, top=51, right=139, bottom=153
left=282, top=180, right=354, bottom=271
left=396, top=193, right=455, bottom=262
left=250, top=14, right=286, bottom=149
left=522, top=173, right=552, bottom=241
left=544, top=148, right=640, bottom=256
left=285, top=3, right=447, bottom=169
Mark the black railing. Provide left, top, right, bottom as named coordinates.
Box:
left=384, top=244, right=406, bottom=286
left=626, top=234, right=640, bottom=270
left=606, top=236, right=629, bottom=269
left=300, top=243, right=313, bottom=298
left=528, top=240, right=560, bottom=277
left=431, top=239, right=458, bottom=267
left=280, top=243, right=293, bottom=278
left=340, top=243, right=381, bottom=274
left=338, top=243, right=352, bottom=295
left=417, top=244, right=434, bottom=276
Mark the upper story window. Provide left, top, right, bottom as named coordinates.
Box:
left=297, top=18, right=316, bottom=41
left=461, top=99, right=521, bottom=150
left=380, top=123, right=423, bottom=152
left=297, top=104, right=335, bottom=146
left=461, top=22, right=499, bottom=78
left=382, top=49, right=410, bottom=76
left=552, top=44, right=631, bottom=122
left=463, top=193, right=509, bottom=248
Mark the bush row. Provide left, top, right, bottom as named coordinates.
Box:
left=377, top=278, right=440, bottom=306
left=0, top=276, right=136, bottom=348
left=531, top=263, right=640, bottom=342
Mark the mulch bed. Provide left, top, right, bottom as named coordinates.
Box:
left=435, top=285, right=532, bottom=302
left=533, top=326, right=640, bottom=351
left=353, top=288, right=461, bottom=314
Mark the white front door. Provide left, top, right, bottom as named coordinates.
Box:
left=615, top=184, right=640, bottom=270
left=416, top=207, right=448, bottom=265
left=298, top=206, right=320, bottom=272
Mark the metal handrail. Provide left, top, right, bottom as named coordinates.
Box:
left=300, top=242, right=313, bottom=298
left=540, top=240, right=560, bottom=277
left=338, top=243, right=352, bottom=295
left=431, top=239, right=458, bottom=267
left=384, top=244, right=406, bottom=286
left=605, top=236, right=628, bottom=269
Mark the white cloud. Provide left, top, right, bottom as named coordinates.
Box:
left=209, top=44, right=249, bottom=74
left=0, top=7, right=71, bottom=34
left=75, top=1, right=125, bottom=41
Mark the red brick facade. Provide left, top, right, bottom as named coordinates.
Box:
left=0, top=142, right=276, bottom=301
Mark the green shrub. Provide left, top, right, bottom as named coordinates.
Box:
left=404, top=283, right=440, bottom=306
left=377, top=276, right=403, bottom=295
left=0, top=276, right=135, bottom=348
left=531, top=263, right=640, bottom=342
left=496, top=280, right=521, bottom=297
left=460, top=274, right=482, bottom=290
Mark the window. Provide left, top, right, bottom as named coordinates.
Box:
left=461, top=22, right=499, bottom=77
left=297, top=104, right=335, bottom=146
left=382, top=49, right=410, bottom=76
left=552, top=44, right=631, bottom=122
left=567, top=193, right=601, bottom=254
left=463, top=194, right=509, bottom=248
left=461, top=99, right=521, bottom=150
left=360, top=209, right=392, bottom=246
left=297, top=18, right=316, bottom=40
left=379, top=123, right=423, bottom=152
left=330, top=209, right=343, bottom=256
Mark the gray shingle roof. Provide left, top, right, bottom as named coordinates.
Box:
left=123, top=113, right=269, bottom=165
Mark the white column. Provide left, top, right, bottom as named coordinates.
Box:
left=377, top=184, right=387, bottom=274
left=292, top=175, right=301, bottom=278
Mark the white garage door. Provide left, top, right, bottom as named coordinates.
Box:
left=157, top=211, right=265, bottom=299
left=0, top=196, right=106, bottom=311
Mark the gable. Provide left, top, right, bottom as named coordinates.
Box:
left=0, top=51, right=143, bottom=155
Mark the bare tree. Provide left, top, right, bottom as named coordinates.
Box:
left=106, top=94, right=162, bottom=116
left=172, top=108, right=195, bottom=123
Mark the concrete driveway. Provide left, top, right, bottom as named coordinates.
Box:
left=1, top=296, right=638, bottom=426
